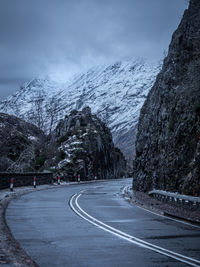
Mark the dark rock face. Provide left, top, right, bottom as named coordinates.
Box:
left=134, top=0, right=200, bottom=196
left=0, top=113, right=45, bottom=172
left=47, top=107, right=126, bottom=180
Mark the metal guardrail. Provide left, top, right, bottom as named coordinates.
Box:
left=148, top=190, right=200, bottom=209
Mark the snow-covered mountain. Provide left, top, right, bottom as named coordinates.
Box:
left=0, top=60, right=160, bottom=160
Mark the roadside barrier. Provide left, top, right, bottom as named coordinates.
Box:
left=148, top=190, right=200, bottom=211
left=10, top=178, right=14, bottom=191
left=0, top=172, right=53, bottom=190
left=33, top=177, right=36, bottom=188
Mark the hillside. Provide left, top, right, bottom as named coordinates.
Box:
left=0, top=113, right=44, bottom=172
left=0, top=109, right=126, bottom=179
left=0, top=60, right=159, bottom=160
left=134, top=0, right=200, bottom=196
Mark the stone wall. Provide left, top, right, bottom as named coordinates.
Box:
left=0, top=173, right=53, bottom=189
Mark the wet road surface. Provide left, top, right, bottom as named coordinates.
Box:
left=6, top=179, right=200, bottom=267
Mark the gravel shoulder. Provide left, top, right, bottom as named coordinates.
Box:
left=0, top=187, right=40, bottom=266
left=125, top=188, right=200, bottom=225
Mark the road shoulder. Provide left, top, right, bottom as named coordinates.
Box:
left=124, top=187, right=200, bottom=225
left=0, top=187, right=42, bottom=266
left=0, top=183, right=72, bottom=266
left=0, top=179, right=105, bottom=266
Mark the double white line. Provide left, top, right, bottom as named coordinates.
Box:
left=70, top=193, right=200, bottom=267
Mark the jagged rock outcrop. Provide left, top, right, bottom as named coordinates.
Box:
left=0, top=109, right=126, bottom=179
left=134, top=0, right=200, bottom=196
left=46, top=107, right=126, bottom=180
left=0, top=113, right=45, bottom=172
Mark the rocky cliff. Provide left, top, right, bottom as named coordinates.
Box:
left=134, top=0, right=200, bottom=196
left=0, top=109, right=126, bottom=179
left=46, top=107, right=126, bottom=180
left=0, top=113, right=45, bottom=172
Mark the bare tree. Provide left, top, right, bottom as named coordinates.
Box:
left=34, top=98, right=45, bottom=130
left=27, top=92, right=46, bottom=131
left=45, top=96, right=60, bottom=134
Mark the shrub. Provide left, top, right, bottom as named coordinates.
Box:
left=59, top=150, right=66, bottom=160
left=194, top=102, right=200, bottom=115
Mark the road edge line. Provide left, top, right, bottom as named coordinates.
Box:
left=69, top=192, right=200, bottom=267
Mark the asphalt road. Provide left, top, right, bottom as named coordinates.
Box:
left=6, top=179, right=200, bottom=267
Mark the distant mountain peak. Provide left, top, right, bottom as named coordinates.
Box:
left=0, top=59, right=160, bottom=160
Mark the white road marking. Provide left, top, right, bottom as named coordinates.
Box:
left=122, top=186, right=200, bottom=229
left=70, top=193, right=200, bottom=267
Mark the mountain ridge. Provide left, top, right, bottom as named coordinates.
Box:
left=0, top=60, right=160, bottom=160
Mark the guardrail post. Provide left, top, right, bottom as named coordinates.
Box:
left=10, top=178, right=14, bottom=191
left=33, top=177, right=36, bottom=188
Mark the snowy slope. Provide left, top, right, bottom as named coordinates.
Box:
left=0, top=60, right=160, bottom=159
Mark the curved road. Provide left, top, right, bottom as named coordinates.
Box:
left=6, top=179, right=200, bottom=267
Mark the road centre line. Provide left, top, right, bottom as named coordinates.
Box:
left=69, top=193, right=200, bottom=267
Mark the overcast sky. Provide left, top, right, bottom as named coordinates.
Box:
left=0, top=0, right=188, bottom=100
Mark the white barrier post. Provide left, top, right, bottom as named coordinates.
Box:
left=33, top=177, right=36, bottom=188
left=10, top=178, right=14, bottom=192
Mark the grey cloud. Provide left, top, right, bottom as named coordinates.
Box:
left=0, top=0, right=188, bottom=99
